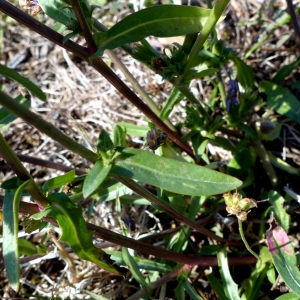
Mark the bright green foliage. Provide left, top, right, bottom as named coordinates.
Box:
left=269, top=191, right=291, bottom=232
left=241, top=247, right=272, bottom=300
left=111, top=147, right=242, bottom=196
left=261, top=81, right=300, bottom=124
left=32, top=193, right=120, bottom=274
left=92, top=5, right=217, bottom=57
left=0, top=64, right=46, bottom=101
left=83, top=160, right=112, bottom=198
left=3, top=180, right=30, bottom=292
left=42, top=170, right=75, bottom=192
left=217, top=248, right=240, bottom=300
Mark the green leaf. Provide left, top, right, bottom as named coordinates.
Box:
left=227, top=148, right=253, bottom=177
left=122, top=247, right=151, bottom=291
left=42, top=170, right=75, bottom=191
left=266, top=218, right=300, bottom=297
left=83, top=161, right=112, bottom=198
left=241, top=247, right=271, bottom=300
left=117, top=122, right=148, bottom=137
left=0, top=65, right=46, bottom=101
left=113, top=124, right=126, bottom=147
left=3, top=180, right=30, bottom=292
left=32, top=193, right=120, bottom=274
left=217, top=248, right=240, bottom=300
left=0, top=95, right=30, bottom=127
left=97, top=130, right=114, bottom=153
left=272, top=56, right=300, bottom=84
left=160, top=87, right=184, bottom=121
left=206, top=272, right=228, bottom=300
left=18, top=238, right=38, bottom=256
left=184, top=67, right=217, bottom=81
left=111, top=147, right=242, bottom=196
left=182, top=279, right=204, bottom=300
left=229, top=52, right=254, bottom=93
left=39, top=0, right=76, bottom=26
left=93, top=179, right=132, bottom=203
left=92, top=5, right=214, bottom=56
left=260, top=81, right=300, bottom=124
left=275, top=293, right=300, bottom=300
left=269, top=191, right=291, bottom=232
left=105, top=250, right=173, bottom=273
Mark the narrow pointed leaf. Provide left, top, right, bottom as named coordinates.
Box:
left=93, top=5, right=221, bottom=56
left=269, top=191, right=291, bottom=232
left=43, top=170, right=75, bottom=191
left=0, top=64, right=46, bottom=101
left=217, top=248, right=240, bottom=300
left=112, top=148, right=242, bottom=196
left=83, top=161, right=112, bottom=198
left=3, top=180, right=30, bottom=292
left=39, top=0, right=76, bottom=26
left=260, top=81, right=300, bottom=124
left=266, top=218, right=300, bottom=297
left=32, top=193, right=120, bottom=274
left=122, top=247, right=151, bottom=291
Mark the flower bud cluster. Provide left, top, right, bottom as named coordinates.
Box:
left=223, top=192, right=257, bottom=221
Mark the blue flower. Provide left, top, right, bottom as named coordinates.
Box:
left=225, top=79, right=239, bottom=113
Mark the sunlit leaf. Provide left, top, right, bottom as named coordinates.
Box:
left=83, top=161, right=112, bottom=198
left=260, top=81, right=300, bottom=124
left=111, top=147, right=242, bottom=196
left=3, top=180, right=30, bottom=292
left=93, top=5, right=221, bottom=56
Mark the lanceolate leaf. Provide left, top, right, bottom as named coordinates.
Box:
left=217, top=248, right=240, bottom=300
left=0, top=65, right=46, bottom=101
left=3, top=180, right=30, bottom=292
left=43, top=170, right=75, bottom=192
left=83, top=161, right=112, bottom=198
left=111, top=148, right=242, bottom=196
left=32, top=193, right=120, bottom=274
left=93, top=5, right=220, bottom=57
left=269, top=191, right=290, bottom=232
left=266, top=217, right=300, bottom=297
left=260, top=81, right=300, bottom=124
left=39, top=0, right=76, bottom=26
left=122, top=247, right=151, bottom=291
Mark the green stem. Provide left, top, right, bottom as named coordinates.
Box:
left=0, top=132, right=48, bottom=208
left=0, top=92, right=98, bottom=164
left=180, top=0, right=229, bottom=80
left=238, top=219, right=260, bottom=261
